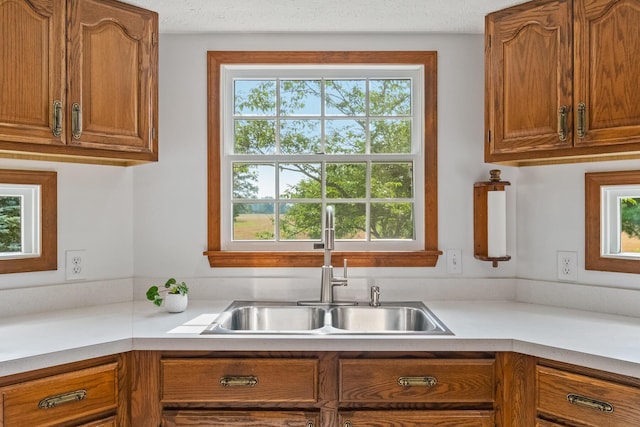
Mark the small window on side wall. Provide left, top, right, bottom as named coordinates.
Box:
left=585, top=170, right=640, bottom=274
left=0, top=169, right=57, bottom=274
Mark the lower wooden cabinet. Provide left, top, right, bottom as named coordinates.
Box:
left=339, top=410, right=495, bottom=427
left=536, top=363, right=640, bottom=427
left=0, top=358, right=122, bottom=427
left=162, top=410, right=319, bottom=426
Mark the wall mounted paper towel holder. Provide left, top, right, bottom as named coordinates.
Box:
left=474, top=169, right=510, bottom=267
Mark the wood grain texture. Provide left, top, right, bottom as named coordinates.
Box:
left=0, top=363, right=117, bottom=427
left=339, top=410, right=495, bottom=427
left=495, top=352, right=536, bottom=427
left=486, top=0, right=640, bottom=166
left=163, top=410, right=320, bottom=427
left=129, top=350, right=162, bottom=427
left=339, top=359, right=495, bottom=404
left=537, top=365, right=640, bottom=427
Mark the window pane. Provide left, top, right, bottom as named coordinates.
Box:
left=325, top=80, right=366, bottom=116
left=234, top=119, right=276, bottom=154
left=280, top=119, right=321, bottom=154
left=371, top=162, right=413, bottom=198
left=280, top=80, right=321, bottom=116
left=233, top=163, right=275, bottom=199
left=234, top=80, right=276, bottom=115
left=325, top=119, right=366, bottom=154
left=371, top=119, right=411, bottom=153
left=621, top=197, right=640, bottom=253
left=233, top=203, right=274, bottom=240
left=371, top=202, right=414, bottom=240
left=326, top=163, right=366, bottom=199
left=0, top=195, right=21, bottom=253
left=334, top=203, right=366, bottom=240
left=370, top=79, right=411, bottom=115
left=279, top=163, right=321, bottom=199
left=279, top=202, right=321, bottom=240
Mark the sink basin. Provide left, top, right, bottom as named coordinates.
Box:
left=202, top=300, right=451, bottom=335
left=202, top=301, right=326, bottom=333
left=329, top=303, right=450, bottom=334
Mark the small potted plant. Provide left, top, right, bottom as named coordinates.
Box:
left=146, top=278, right=189, bottom=313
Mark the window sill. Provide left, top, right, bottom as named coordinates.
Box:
left=203, top=250, right=442, bottom=268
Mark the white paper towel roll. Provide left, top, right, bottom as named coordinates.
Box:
left=487, top=190, right=507, bottom=257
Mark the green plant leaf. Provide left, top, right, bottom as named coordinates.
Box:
left=146, top=285, right=159, bottom=301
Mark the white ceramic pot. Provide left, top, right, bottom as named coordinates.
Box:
left=164, top=293, right=188, bottom=313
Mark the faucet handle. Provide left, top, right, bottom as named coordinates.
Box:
left=343, top=259, right=348, bottom=278
left=313, top=242, right=325, bottom=250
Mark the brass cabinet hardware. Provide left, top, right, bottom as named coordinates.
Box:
left=558, top=105, right=568, bottom=141
left=343, top=422, right=352, bottom=427
left=71, top=103, right=82, bottom=139
left=38, top=389, right=87, bottom=409
left=219, top=376, right=258, bottom=387
left=577, top=102, right=587, bottom=138
left=306, top=422, right=314, bottom=427
left=52, top=100, right=62, bottom=137
left=567, top=393, right=614, bottom=412
left=397, top=376, right=437, bottom=387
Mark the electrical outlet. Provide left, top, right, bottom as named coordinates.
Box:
left=557, top=251, right=577, bottom=281
left=66, top=250, right=86, bottom=280
left=446, top=249, right=462, bottom=274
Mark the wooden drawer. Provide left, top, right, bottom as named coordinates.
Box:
left=339, top=359, right=495, bottom=403
left=161, top=358, right=318, bottom=403
left=536, top=419, right=564, bottom=427
left=339, top=410, right=495, bottom=426
left=537, top=365, right=640, bottom=427
left=0, top=363, right=118, bottom=427
left=162, top=410, right=320, bottom=426
left=79, top=416, right=117, bottom=427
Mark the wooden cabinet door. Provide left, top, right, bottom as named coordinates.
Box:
left=339, top=410, right=495, bottom=427
left=163, top=410, right=320, bottom=427
left=485, top=0, right=572, bottom=161
left=0, top=0, right=65, bottom=146
left=574, top=0, right=640, bottom=148
left=66, top=0, right=157, bottom=156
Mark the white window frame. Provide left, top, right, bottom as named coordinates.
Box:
left=219, top=64, right=425, bottom=252
left=601, top=184, right=640, bottom=259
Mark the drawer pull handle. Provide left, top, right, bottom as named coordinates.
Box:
left=397, top=376, right=437, bottom=387
left=219, top=376, right=258, bottom=387
left=38, top=389, right=87, bottom=409
left=567, top=393, right=614, bottom=413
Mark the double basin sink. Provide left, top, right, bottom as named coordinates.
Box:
left=202, top=300, right=451, bottom=335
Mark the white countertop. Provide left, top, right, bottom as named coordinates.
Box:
left=3, top=299, right=640, bottom=378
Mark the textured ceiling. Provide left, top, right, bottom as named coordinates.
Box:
left=123, top=0, right=528, bottom=34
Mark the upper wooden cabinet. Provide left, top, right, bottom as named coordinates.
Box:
left=485, top=0, right=640, bottom=166
left=0, top=0, right=158, bottom=166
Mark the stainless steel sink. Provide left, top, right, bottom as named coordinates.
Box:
left=329, top=303, right=450, bottom=334
left=202, top=301, right=326, bottom=334
left=202, top=300, right=451, bottom=335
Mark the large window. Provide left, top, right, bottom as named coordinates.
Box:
left=206, top=52, right=439, bottom=268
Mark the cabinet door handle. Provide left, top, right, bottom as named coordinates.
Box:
left=397, top=376, right=437, bottom=387
left=567, top=393, right=614, bottom=412
left=72, top=103, right=82, bottom=139
left=38, top=389, right=87, bottom=409
left=558, top=105, right=568, bottom=141
left=219, top=375, right=258, bottom=387
left=52, top=100, right=62, bottom=137
left=577, top=102, right=587, bottom=138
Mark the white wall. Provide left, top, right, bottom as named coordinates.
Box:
left=517, top=160, right=640, bottom=290
left=133, top=32, right=518, bottom=292
left=0, top=159, right=134, bottom=290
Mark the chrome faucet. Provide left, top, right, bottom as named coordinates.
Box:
left=313, top=206, right=348, bottom=303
